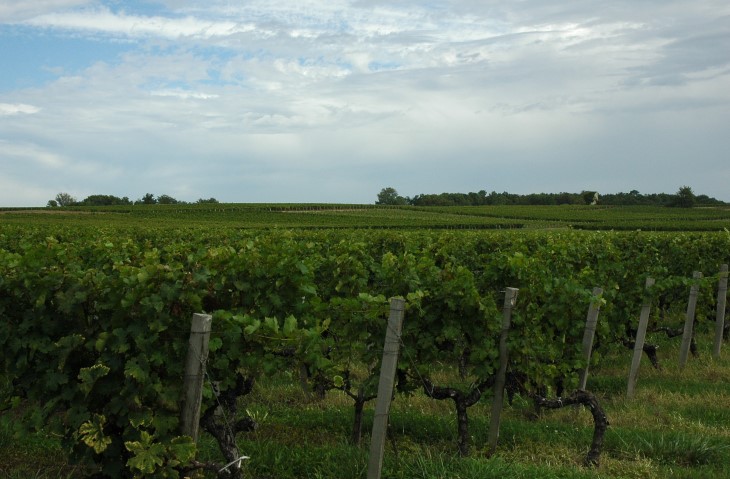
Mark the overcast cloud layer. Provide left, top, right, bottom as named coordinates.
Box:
left=1, top=0, right=729, bottom=206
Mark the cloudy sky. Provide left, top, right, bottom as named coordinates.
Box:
left=1, top=0, right=729, bottom=206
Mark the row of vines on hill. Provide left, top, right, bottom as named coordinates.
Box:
left=1, top=226, right=729, bottom=477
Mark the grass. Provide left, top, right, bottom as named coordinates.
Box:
left=3, top=333, right=730, bottom=478
left=0, top=417, right=86, bottom=479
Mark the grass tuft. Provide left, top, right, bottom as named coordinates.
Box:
left=611, top=430, right=730, bottom=466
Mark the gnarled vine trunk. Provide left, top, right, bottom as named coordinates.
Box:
left=533, top=389, right=608, bottom=467
left=351, top=388, right=368, bottom=446
left=192, top=374, right=257, bottom=479
left=623, top=339, right=662, bottom=369
left=422, top=377, right=493, bottom=456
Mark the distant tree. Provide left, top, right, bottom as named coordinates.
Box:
left=46, top=200, right=58, bottom=208
left=137, top=193, right=157, bottom=205
left=599, top=190, right=643, bottom=205
left=379, top=187, right=722, bottom=208
left=487, top=191, right=510, bottom=205
left=78, top=194, right=132, bottom=206
left=695, top=194, right=724, bottom=206
left=581, top=191, right=598, bottom=205
left=157, top=194, right=179, bottom=205
left=476, top=190, right=488, bottom=205
left=55, top=192, right=76, bottom=207
left=376, top=187, right=407, bottom=205
left=412, top=193, right=455, bottom=206
left=671, top=186, right=696, bottom=208
left=196, top=197, right=219, bottom=204
left=554, top=192, right=581, bottom=205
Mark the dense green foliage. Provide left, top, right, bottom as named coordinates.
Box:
left=2, top=218, right=729, bottom=476
left=378, top=186, right=724, bottom=207
left=46, top=192, right=219, bottom=207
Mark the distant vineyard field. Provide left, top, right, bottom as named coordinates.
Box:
left=2, top=203, right=730, bottom=230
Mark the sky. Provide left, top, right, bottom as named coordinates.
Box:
left=1, top=1, right=729, bottom=206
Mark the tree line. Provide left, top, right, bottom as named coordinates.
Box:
left=47, top=192, right=219, bottom=207
left=376, top=186, right=723, bottom=208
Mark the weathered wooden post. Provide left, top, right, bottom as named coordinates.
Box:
left=181, top=313, right=213, bottom=442
left=627, top=278, right=654, bottom=399
left=367, top=298, right=405, bottom=479
left=679, top=272, right=702, bottom=369
left=488, top=287, right=518, bottom=454
left=713, top=264, right=728, bottom=359
left=579, top=287, right=603, bottom=390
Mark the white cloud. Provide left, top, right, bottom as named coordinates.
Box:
left=150, top=89, right=219, bottom=99
left=24, top=7, right=255, bottom=39
left=0, top=0, right=91, bottom=22
left=0, top=103, right=41, bottom=116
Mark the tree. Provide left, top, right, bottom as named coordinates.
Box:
left=157, top=194, right=179, bottom=205
left=581, top=191, right=599, bottom=205
left=46, top=200, right=58, bottom=208
left=375, top=187, right=407, bottom=205
left=137, top=193, right=157, bottom=205
left=671, top=186, right=696, bottom=208
left=78, top=195, right=132, bottom=206
left=196, top=197, right=219, bottom=204
left=54, top=192, right=76, bottom=207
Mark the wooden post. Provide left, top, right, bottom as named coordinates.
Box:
left=488, top=287, right=518, bottom=454
left=366, top=298, right=405, bottom=479
left=578, top=287, right=603, bottom=390
left=713, top=264, right=728, bottom=359
left=627, top=278, right=654, bottom=399
left=181, top=313, right=213, bottom=442
left=679, top=272, right=702, bottom=369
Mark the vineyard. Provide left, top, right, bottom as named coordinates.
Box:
left=1, top=206, right=730, bottom=478
left=3, top=202, right=730, bottom=230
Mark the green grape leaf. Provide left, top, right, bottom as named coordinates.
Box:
left=79, top=414, right=112, bottom=454
left=169, top=436, right=197, bottom=464
left=283, top=315, right=298, bottom=336
left=125, top=431, right=166, bottom=474
left=78, top=364, right=110, bottom=396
